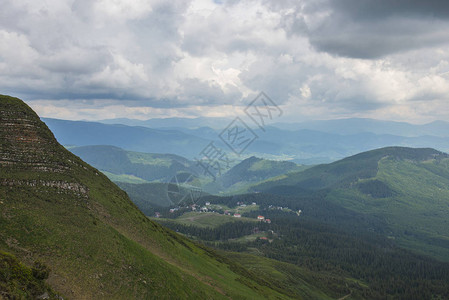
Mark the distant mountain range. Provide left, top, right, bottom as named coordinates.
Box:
left=100, top=116, right=449, bottom=138
left=43, top=118, right=210, bottom=158
left=44, top=117, right=449, bottom=164
left=273, top=118, right=449, bottom=137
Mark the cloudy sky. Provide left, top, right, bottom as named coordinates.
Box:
left=1, top=0, right=449, bottom=123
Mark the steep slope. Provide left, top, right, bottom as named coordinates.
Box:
left=0, top=95, right=316, bottom=299
left=253, top=147, right=449, bottom=261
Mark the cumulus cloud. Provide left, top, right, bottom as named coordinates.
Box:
left=0, top=0, right=449, bottom=122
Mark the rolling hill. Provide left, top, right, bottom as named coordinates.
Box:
left=0, top=95, right=329, bottom=299
left=67, top=146, right=308, bottom=201
left=219, top=156, right=304, bottom=188
left=252, top=146, right=449, bottom=261
left=204, top=156, right=307, bottom=194
left=69, top=145, right=199, bottom=183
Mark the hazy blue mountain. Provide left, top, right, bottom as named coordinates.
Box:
left=42, top=118, right=209, bottom=158
left=43, top=117, right=449, bottom=164
left=100, top=116, right=449, bottom=138
left=226, top=126, right=449, bottom=164
left=273, top=118, right=449, bottom=137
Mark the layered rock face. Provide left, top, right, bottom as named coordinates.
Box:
left=0, top=95, right=88, bottom=196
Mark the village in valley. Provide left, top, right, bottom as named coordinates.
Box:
left=152, top=200, right=303, bottom=243
left=155, top=201, right=302, bottom=222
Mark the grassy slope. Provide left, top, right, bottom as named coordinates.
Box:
left=221, top=252, right=345, bottom=300
left=327, top=156, right=449, bottom=261
left=0, top=95, right=321, bottom=299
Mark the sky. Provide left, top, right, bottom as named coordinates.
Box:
left=1, top=0, right=449, bottom=123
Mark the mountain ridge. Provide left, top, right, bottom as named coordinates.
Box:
left=251, top=146, right=449, bottom=261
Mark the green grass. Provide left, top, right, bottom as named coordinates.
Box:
left=228, top=233, right=266, bottom=243
left=155, top=212, right=257, bottom=228
left=0, top=251, right=58, bottom=299
left=234, top=204, right=260, bottom=213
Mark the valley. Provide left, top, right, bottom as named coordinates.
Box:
left=2, top=95, right=449, bottom=299
left=3, top=1, right=449, bottom=299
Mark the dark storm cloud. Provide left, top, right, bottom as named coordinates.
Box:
left=332, top=0, right=449, bottom=20
left=307, top=0, right=449, bottom=58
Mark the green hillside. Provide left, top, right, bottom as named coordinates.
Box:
left=0, top=95, right=325, bottom=299
left=69, top=145, right=198, bottom=183
left=253, top=146, right=449, bottom=261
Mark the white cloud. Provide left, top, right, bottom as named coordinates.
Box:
left=1, top=0, right=449, bottom=123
